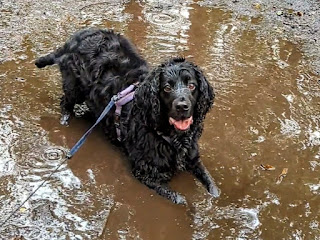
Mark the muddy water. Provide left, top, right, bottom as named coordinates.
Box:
left=1, top=1, right=320, bottom=239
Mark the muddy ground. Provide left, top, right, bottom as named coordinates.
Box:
left=0, top=0, right=319, bottom=239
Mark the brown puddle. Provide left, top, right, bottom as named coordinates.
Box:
left=0, top=1, right=320, bottom=239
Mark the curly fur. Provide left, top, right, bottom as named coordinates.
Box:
left=36, top=28, right=220, bottom=204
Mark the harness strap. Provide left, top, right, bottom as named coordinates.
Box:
left=115, top=91, right=135, bottom=141
left=116, top=83, right=137, bottom=99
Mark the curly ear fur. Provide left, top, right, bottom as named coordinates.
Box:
left=133, top=68, right=161, bottom=129
left=191, top=63, right=215, bottom=127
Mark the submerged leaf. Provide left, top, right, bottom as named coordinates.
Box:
left=19, top=207, right=26, bottom=213
left=260, top=164, right=276, bottom=171
left=276, top=168, right=288, bottom=184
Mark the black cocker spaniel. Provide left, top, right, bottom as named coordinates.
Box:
left=36, top=28, right=220, bottom=204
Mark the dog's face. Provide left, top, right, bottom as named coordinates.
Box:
left=135, top=58, right=214, bottom=132
left=159, top=63, right=199, bottom=132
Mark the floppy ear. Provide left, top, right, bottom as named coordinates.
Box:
left=133, top=67, right=161, bottom=129
left=192, top=64, right=215, bottom=126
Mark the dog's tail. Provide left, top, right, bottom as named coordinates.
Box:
left=35, top=45, right=67, bottom=68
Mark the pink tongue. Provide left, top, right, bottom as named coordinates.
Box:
left=169, top=117, right=193, bottom=131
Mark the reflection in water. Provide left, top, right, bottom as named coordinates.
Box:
left=191, top=196, right=261, bottom=239
left=1, top=115, right=114, bottom=238
left=80, top=0, right=131, bottom=27
left=0, top=0, right=320, bottom=239
left=0, top=105, right=16, bottom=177
left=208, top=21, right=239, bottom=111
left=142, top=1, right=191, bottom=60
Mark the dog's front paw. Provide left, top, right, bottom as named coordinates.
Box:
left=60, top=113, right=71, bottom=126
left=208, top=184, right=220, bottom=198
left=173, top=193, right=187, bottom=205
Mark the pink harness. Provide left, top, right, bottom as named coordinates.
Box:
left=114, top=83, right=139, bottom=141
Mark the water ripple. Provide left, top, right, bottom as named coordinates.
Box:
left=41, top=146, right=67, bottom=162
left=145, top=11, right=180, bottom=26
left=80, top=1, right=131, bottom=25
left=143, top=3, right=191, bottom=59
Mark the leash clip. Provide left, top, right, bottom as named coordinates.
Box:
left=111, top=94, right=120, bottom=103
left=112, top=83, right=139, bottom=104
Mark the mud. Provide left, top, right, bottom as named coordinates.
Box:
left=0, top=0, right=319, bottom=239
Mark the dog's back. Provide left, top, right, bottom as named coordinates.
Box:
left=35, top=28, right=149, bottom=138
left=35, top=28, right=146, bottom=70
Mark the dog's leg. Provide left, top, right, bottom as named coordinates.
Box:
left=188, top=160, right=220, bottom=198
left=59, top=69, right=79, bottom=125
left=142, top=180, right=187, bottom=205
left=60, top=95, right=73, bottom=125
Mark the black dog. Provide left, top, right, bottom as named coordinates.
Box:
left=35, top=28, right=220, bottom=204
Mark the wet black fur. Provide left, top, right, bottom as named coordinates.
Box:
left=35, top=28, right=219, bottom=204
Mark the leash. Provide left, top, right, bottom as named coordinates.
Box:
left=67, top=97, right=116, bottom=158
left=68, top=83, right=138, bottom=158
left=1, top=84, right=137, bottom=228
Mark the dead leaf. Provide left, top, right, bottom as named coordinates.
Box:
left=253, top=3, right=261, bottom=10
left=260, top=164, right=276, bottom=171
left=281, top=168, right=288, bottom=175
left=296, top=11, right=303, bottom=16
left=11, top=236, right=25, bottom=240
left=276, top=168, right=288, bottom=184
left=19, top=207, right=26, bottom=213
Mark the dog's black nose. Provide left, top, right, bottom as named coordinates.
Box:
left=175, top=102, right=190, bottom=112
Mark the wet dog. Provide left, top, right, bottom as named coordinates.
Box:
left=35, top=28, right=219, bottom=204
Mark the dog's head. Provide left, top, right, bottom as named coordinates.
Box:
left=135, top=57, right=214, bottom=133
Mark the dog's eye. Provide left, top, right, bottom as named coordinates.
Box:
left=164, top=85, right=172, bottom=93
left=188, top=83, right=196, bottom=91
